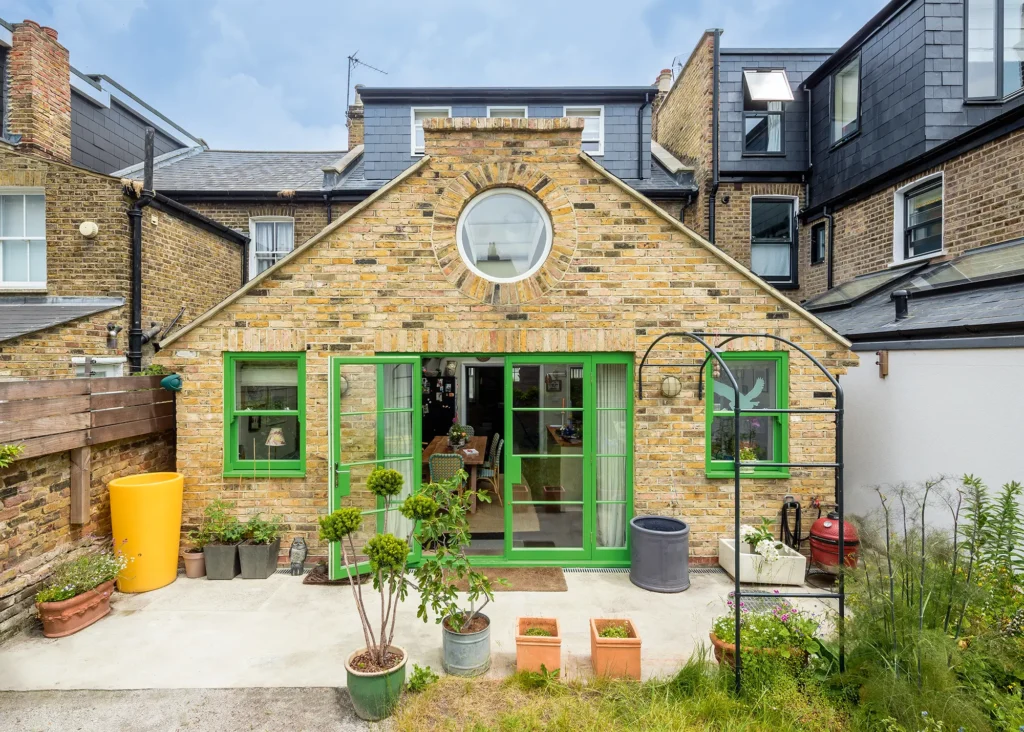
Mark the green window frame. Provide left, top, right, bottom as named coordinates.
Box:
left=705, top=351, right=789, bottom=479
left=223, top=352, right=306, bottom=477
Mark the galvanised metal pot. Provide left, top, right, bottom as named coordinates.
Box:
left=441, top=612, right=491, bottom=677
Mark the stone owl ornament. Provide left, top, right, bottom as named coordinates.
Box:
left=289, top=537, right=308, bottom=576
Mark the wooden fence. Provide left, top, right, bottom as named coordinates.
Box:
left=0, top=375, right=175, bottom=524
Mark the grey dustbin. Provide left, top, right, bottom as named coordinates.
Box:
left=629, top=516, right=690, bottom=592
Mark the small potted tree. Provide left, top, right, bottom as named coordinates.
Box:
left=202, top=500, right=244, bottom=580
left=590, top=618, right=642, bottom=679
left=318, top=467, right=438, bottom=722
left=36, top=550, right=127, bottom=637
left=183, top=516, right=211, bottom=579
left=515, top=617, right=562, bottom=673
left=413, top=470, right=499, bottom=677
left=239, top=514, right=283, bottom=579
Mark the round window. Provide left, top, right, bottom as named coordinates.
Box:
left=456, top=188, right=552, bottom=283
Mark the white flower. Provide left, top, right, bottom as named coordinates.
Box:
left=755, top=539, right=781, bottom=564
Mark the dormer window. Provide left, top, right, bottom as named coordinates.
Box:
left=411, top=107, right=451, bottom=155
left=742, top=69, right=793, bottom=155
left=487, top=106, right=527, bottom=118
left=564, top=107, right=604, bottom=156
left=967, top=0, right=1024, bottom=99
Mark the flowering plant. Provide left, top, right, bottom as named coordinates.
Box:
left=35, top=551, right=128, bottom=604
left=713, top=598, right=821, bottom=657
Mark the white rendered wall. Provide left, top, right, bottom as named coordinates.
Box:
left=843, top=347, right=1024, bottom=525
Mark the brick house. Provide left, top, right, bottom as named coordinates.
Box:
left=655, top=1, right=1024, bottom=516
left=0, top=20, right=248, bottom=379
left=156, top=116, right=855, bottom=571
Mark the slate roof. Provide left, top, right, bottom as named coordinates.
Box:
left=118, top=149, right=346, bottom=192
left=810, top=271, right=1024, bottom=341
left=0, top=297, right=124, bottom=343
left=629, top=157, right=697, bottom=195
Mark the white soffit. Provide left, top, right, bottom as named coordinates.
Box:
left=743, top=69, right=795, bottom=102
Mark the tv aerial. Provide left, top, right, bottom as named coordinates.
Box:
left=346, top=52, right=388, bottom=110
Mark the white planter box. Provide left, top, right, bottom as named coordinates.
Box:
left=718, top=538, right=807, bottom=586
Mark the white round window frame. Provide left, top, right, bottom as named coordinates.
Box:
left=455, top=187, right=554, bottom=285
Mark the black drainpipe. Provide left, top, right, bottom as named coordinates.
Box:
left=824, top=206, right=835, bottom=290
left=708, top=29, right=722, bottom=243
left=637, top=91, right=651, bottom=180
left=127, top=128, right=156, bottom=373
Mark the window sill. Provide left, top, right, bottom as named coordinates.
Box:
left=0, top=286, right=47, bottom=293
left=741, top=152, right=786, bottom=158
left=707, top=468, right=791, bottom=480
left=828, top=129, right=859, bottom=152
left=223, top=468, right=306, bottom=479
left=888, top=251, right=946, bottom=269
left=766, top=281, right=799, bottom=291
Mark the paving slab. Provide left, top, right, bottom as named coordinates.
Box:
left=0, top=569, right=836, bottom=690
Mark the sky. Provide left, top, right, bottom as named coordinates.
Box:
left=6, top=0, right=883, bottom=151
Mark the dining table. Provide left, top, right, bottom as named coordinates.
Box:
left=422, top=435, right=488, bottom=512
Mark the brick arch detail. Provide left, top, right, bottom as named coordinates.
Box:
left=430, top=161, right=578, bottom=305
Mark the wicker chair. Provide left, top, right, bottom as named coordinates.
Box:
left=463, top=425, right=475, bottom=437
left=477, top=438, right=504, bottom=505
left=429, top=452, right=465, bottom=484
left=482, top=433, right=500, bottom=468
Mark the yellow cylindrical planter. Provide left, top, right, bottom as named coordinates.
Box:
left=109, top=472, right=184, bottom=593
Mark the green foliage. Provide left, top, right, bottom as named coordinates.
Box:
left=523, top=627, right=554, bottom=637
left=204, top=500, right=244, bottom=544
left=407, top=664, right=439, bottom=693
left=245, top=514, right=282, bottom=544
left=134, top=363, right=169, bottom=376
left=318, top=507, right=363, bottom=543
left=0, top=444, right=24, bottom=470
left=366, top=467, right=404, bottom=498
left=186, top=513, right=213, bottom=550
left=713, top=601, right=822, bottom=657
left=400, top=493, right=439, bottom=522
left=598, top=623, right=631, bottom=639
left=412, top=470, right=500, bottom=634
left=516, top=664, right=561, bottom=690
left=365, top=533, right=409, bottom=574
left=36, top=551, right=127, bottom=603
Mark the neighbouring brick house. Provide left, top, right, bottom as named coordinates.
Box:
left=654, top=1, right=1024, bottom=519
left=155, top=117, right=856, bottom=573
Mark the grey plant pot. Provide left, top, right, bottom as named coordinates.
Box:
left=203, top=543, right=241, bottom=580
left=441, top=612, right=491, bottom=677
left=238, top=538, right=281, bottom=579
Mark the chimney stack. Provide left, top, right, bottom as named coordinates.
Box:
left=651, top=68, right=674, bottom=142
left=7, top=20, right=72, bottom=165
left=655, top=68, right=673, bottom=94
left=346, top=84, right=365, bottom=149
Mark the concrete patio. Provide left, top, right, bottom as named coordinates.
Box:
left=0, top=568, right=836, bottom=691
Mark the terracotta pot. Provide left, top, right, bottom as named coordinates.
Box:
left=182, top=550, right=206, bottom=579
left=708, top=632, right=805, bottom=667
left=543, top=486, right=564, bottom=513
left=590, top=618, right=641, bottom=679
left=36, top=580, right=115, bottom=638
left=516, top=617, right=561, bottom=673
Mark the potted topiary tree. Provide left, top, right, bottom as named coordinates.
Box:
left=318, top=467, right=438, bottom=722
left=239, top=514, right=283, bottom=579
left=202, top=500, right=244, bottom=580
left=35, top=550, right=127, bottom=637
left=413, top=469, right=499, bottom=677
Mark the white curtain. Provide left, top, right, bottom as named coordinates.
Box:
left=382, top=363, right=415, bottom=540
left=751, top=242, right=791, bottom=278
left=596, top=363, right=628, bottom=548
left=767, top=103, right=782, bottom=152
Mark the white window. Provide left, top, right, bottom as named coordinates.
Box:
left=487, top=106, right=528, bottom=118
left=248, top=217, right=295, bottom=278
left=892, top=173, right=944, bottom=264
left=411, top=107, right=451, bottom=155
left=564, top=106, right=604, bottom=155
left=967, top=0, right=1024, bottom=99
left=72, top=356, right=125, bottom=378
left=831, top=55, right=860, bottom=144
left=742, top=70, right=793, bottom=155
left=456, top=188, right=552, bottom=284
left=0, top=190, right=46, bottom=289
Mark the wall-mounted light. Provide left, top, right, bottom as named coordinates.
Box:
left=79, top=221, right=99, bottom=239
left=338, top=375, right=350, bottom=396
left=660, top=375, right=682, bottom=398
left=106, top=322, right=122, bottom=349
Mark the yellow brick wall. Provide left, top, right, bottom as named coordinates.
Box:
left=160, top=118, right=855, bottom=562
left=186, top=201, right=350, bottom=251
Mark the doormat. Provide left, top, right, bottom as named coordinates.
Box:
left=456, top=567, right=567, bottom=592
left=302, top=563, right=370, bottom=586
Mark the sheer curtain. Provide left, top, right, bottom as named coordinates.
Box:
left=382, top=363, right=415, bottom=540
left=751, top=242, right=791, bottom=278
left=596, top=363, right=628, bottom=548
left=767, top=103, right=782, bottom=151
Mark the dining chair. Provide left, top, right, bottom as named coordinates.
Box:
left=463, top=425, right=475, bottom=437
left=477, top=438, right=503, bottom=506
left=429, top=452, right=465, bottom=485
left=483, top=433, right=500, bottom=468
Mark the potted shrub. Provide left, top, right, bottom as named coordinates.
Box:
left=709, top=599, right=821, bottom=667
left=447, top=422, right=468, bottom=450
left=590, top=618, right=642, bottom=679
left=183, top=513, right=212, bottom=579
left=239, top=514, right=282, bottom=579
left=202, top=500, right=244, bottom=580
left=739, top=444, right=759, bottom=474
left=35, top=551, right=127, bottom=637
left=413, top=469, right=499, bottom=677
left=318, top=467, right=438, bottom=721
left=515, top=617, right=562, bottom=673
left=719, top=518, right=807, bottom=585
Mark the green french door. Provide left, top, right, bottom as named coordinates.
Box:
left=503, top=354, right=632, bottom=565
left=328, top=356, right=421, bottom=580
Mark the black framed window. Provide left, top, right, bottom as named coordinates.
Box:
left=742, top=70, right=791, bottom=155
left=967, top=0, right=1024, bottom=99
left=904, top=179, right=943, bottom=259
left=750, top=198, right=796, bottom=286
left=831, top=54, right=861, bottom=144
left=811, top=222, right=826, bottom=265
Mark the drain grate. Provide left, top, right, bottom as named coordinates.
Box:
left=727, top=591, right=786, bottom=613
left=562, top=567, right=630, bottom=574
left=690, top=566, right=728, bottom=576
